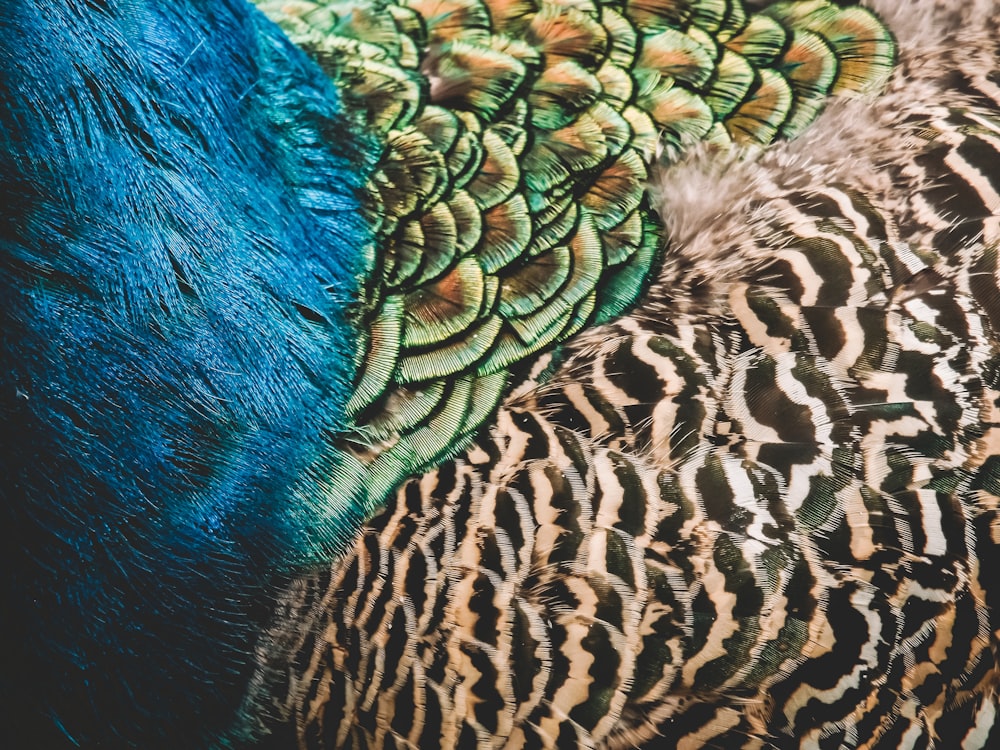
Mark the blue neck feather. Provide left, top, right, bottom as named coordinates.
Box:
left=0, top=0, right=373, bottom=745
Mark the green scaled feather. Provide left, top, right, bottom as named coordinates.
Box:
left=724, top=13, right=787, bottom=65
left=253, top=0, right=896, bottom=523
left=764, top=1, right=896, bottom=95
left=725, top=67, right=794, bottom=145
left=773, top=28, right=840, bottom=139
left=705, top=48, right=757, bottom=119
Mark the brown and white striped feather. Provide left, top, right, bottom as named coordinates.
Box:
left=247, top=3, right=1000, bottom=748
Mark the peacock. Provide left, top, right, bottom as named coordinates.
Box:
left=2, top=0, right=998, bottom=747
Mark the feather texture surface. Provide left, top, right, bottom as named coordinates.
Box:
left=9, top=0, right=1000, bottom=748
left=252, top=0, right=895, bottom=522
left=243, top=2, right=1000, bottom=747
left=1, top=0, right=373, bottom=745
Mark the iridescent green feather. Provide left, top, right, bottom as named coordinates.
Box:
left=254, top=0, right=896, bottom=520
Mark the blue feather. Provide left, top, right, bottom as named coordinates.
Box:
left=0, top=0, right=374, bottom=745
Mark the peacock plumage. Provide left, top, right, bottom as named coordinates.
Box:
left=2, top=0, right=998, bottom=747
